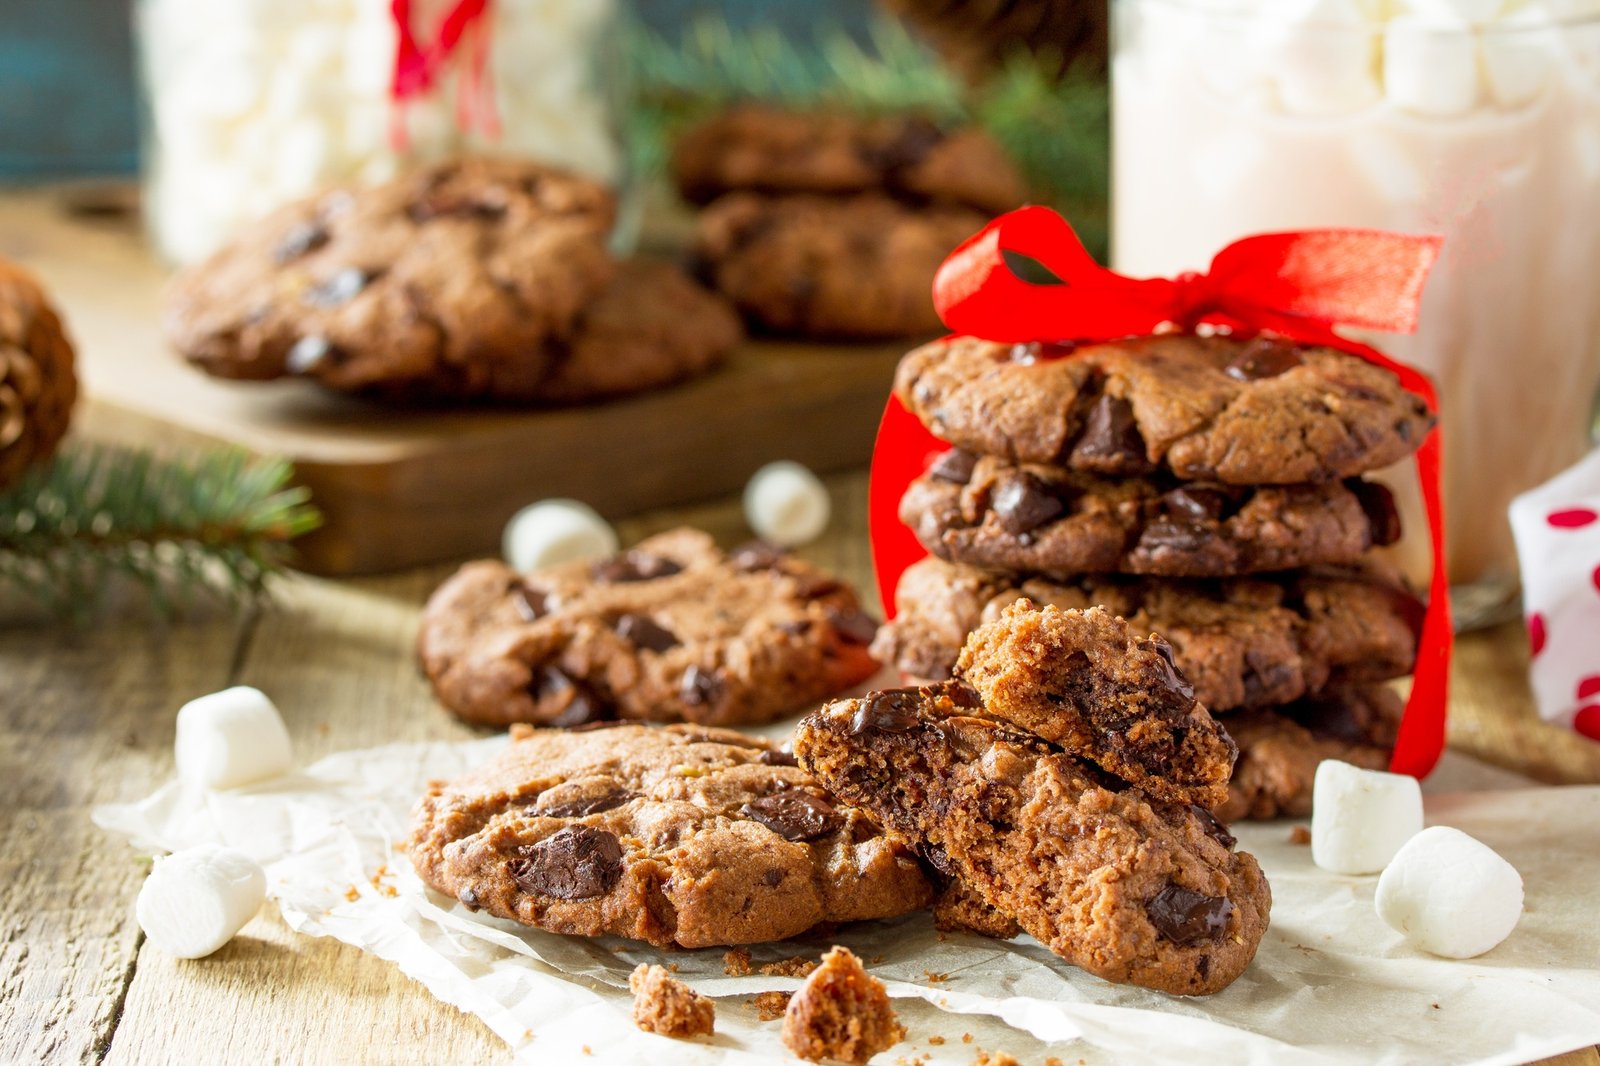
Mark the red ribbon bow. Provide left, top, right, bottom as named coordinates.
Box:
left=389, top=0, right=501, bottom=149
left=870, top=206, right=1453, bottom=778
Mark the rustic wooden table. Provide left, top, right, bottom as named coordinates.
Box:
left=4, top=469, right=1599, bottom=1065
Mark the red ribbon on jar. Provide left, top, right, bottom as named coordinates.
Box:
left=389, top=0, right=501, bottom=149
left=869, top=206, right=1453, bottom=777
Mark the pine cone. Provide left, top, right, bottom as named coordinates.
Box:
left=881, top=0, right=1109, bottom=83
left=0, top=258, right=78, bottom=491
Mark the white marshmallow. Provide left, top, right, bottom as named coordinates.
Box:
left=743, top=461, right=832, bottom=548
left=1375, top=826, right=1524, bottom=957
left=1384, top=15, right=1482, bottom=116
left=137, top=845, right=267, bottom=959
left=1258, top=0, right=1383, bottom=117
left=1311, top=760, right=1423, bottom=874
left=175, top=686, right=293, bottom=791
left=1481, top=16, right=1556, bottom=108
left=502, top=499, right=618, bottom=572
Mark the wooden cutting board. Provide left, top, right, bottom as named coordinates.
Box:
left=0, top=186, right=910, bottom=575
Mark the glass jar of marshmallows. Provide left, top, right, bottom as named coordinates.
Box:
left=1111, top=0, right=1600, bottom=626
left=137, top=0, right=627, bottom=265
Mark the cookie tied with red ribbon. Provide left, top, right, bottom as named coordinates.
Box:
left=870, top=206, right=1452, bottom=790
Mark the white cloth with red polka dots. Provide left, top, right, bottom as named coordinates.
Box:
left=1510, top=446, right=1600, bottom=743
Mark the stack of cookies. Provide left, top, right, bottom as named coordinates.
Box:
left=873, top=332, right=1436, bottom=819
left=166, top=157, right=741, bottom=404
left=671, top=105, right=1026, bottom=339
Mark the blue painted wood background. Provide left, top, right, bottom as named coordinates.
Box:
left=0, top=0, right=875, bottom=180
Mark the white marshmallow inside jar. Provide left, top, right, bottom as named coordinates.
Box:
left=137, top=0, right=626, bottom=264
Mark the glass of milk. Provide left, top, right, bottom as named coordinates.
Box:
left=1112, top=0, right=1600, bottom=626
left=138, top=0, right=627, bottom=265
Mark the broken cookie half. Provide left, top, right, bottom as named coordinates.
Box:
left=795, top=604, right=1270, bottom=996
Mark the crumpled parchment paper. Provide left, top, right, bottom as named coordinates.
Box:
left=94, top=739, right=1600, bottom=1066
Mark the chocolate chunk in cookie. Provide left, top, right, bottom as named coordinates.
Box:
left=692, top=193, right=987, bottom=339
left=795, top=685, right=1271, bottom=996
left=872, top=556, right=1421, bottom=711
left=418, top=528, right=881, bottom=727
left=671, top=105, right=1025, bottom=213
left=895, top=333, right=1434, bottom=485
left=954, top=602, right=1236, bottom=808
left=408, top=723, right=932, bottom=948
left=902, top=452, right=1397, bottom=578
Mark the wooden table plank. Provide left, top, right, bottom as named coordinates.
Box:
left=0, top=609, right=249, bottom=1064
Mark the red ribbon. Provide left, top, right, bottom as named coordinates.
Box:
left=870, top=206, right=1453, bottom=778
left=389, top=0, right=501, bottom=149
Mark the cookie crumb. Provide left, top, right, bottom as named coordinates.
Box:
left=962, top=1033, right=973, bottom=1043
left=1431, top=1002, right=1440, bottom=1010
left=929, top=1036, right=946, bottom=1046
left=1044, top=1058, right=1064, bottom=1066
left=724, top=947, right=754, bottom=976
left=761, top=955, right=819, bottom=978
left=1288, top=825, right=1312, bottom=845
left=782, top=945, right=905, bottom=1063
left=923, top=969, right=949, bottom=985
left=750, top=991, right=792, bottom=1021
left=629, top=963, right=715, bottom=1039
left=343, top=885, right=360, bottom=902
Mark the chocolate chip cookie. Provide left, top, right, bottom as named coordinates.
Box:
left=514, top=261, right=740, bottom=405
left=196, top=259, right=738, bottom=402
left=409, top=723, right=933, bottom=948
left=795, top=682, right=1272, bottom=995
left=955, top=602, right=1236, bottom=808
left=902, top=451, right=1400, bottom=578
left=418, top=528, right=881, bottom=728
left=671, top=105, right=1026, bottom=213
left=166, top=157, right=619, bottom=399
left=894, top=334, right=1435, bottom=485
left=691, top=193, right=987, bottom=339
left=1214, top=686, right=1402, bottom=822
left=873, top=556, right=1421, bottom=710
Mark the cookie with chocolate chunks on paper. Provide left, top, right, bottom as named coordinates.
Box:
left=418, top=528, right=881, bottom=728
left=893, top=333, right=1434, bottom=485
left=901, top=450, right=1401, bottom=578
left=409, top=723, right=932, bottom=949
left=872, top=556, right=1421, bottom=711
left=794, top=680, right=1271, bottom=996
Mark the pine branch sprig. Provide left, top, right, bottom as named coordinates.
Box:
left=0, top=443, right=321, bottom=621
